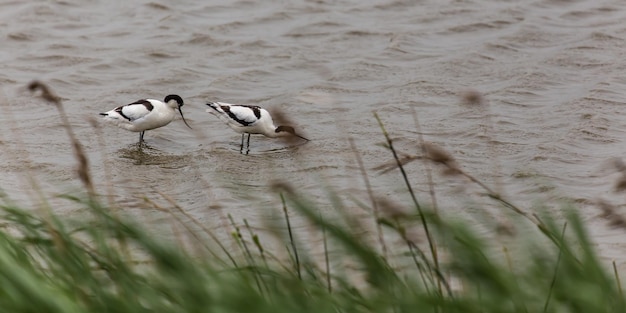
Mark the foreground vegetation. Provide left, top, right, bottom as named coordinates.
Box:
left=3, top=82, right=623, bottom=312
left=0, top=175, right=623, bottom=312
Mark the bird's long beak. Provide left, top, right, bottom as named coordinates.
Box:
left=178, top=107, right=192, bottom=129
left=294, top=133, right=309, bottom=141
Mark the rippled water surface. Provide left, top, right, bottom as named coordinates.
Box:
left=3, top=0, right=626, bottom=265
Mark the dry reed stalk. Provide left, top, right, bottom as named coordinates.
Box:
left=411, top=106, right=440, bottom=216
left=612, top=158, right=626, bottom=193
left=420, top=141, right=537, bottom=222
left=28, top=81, right=94, bottom=196
left=0, top=89, right=49, bottom=208
left=460, top=90, right=504, bottom=196
left=374, top=112, right=443, bottom=293
left=269, top=108, right=309, bottom=145
left=596, top=199, right=626, bottom=229
left=87, top=116, right=116, bottom=208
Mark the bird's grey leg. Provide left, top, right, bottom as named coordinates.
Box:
left=136, top=131, right=146, bottom=149
left=246, top=133, right=251, bottom=155
left=240, top=133, right=245, bottom=153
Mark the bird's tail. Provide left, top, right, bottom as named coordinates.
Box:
left=205, top=102, right=222, bottom=113
left=205, top=102, right=243, bottom=128
left=205, top=102, right=229, bottom=118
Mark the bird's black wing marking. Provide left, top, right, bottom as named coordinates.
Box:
left=222, top=105, right=258, bottom=126
left=114, top=106, right=132, bottom=121
left=130, top=99, right=153, bottom=111
left=250, top=106, right=261, bottom=119
left=115, top=100, right=153, bottom=121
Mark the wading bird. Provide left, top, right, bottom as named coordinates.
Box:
left=205, top=102, right=308, bottom=153
left=100, top=95, right=191, bottom=145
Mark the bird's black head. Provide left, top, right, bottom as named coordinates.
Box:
left=276, top=126, right=309, bottom=141
left=164, top=95, right=191, bottom=129
left=164, top=94, right=184, bottom=107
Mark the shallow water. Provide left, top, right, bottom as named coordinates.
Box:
left=3, top=0, right=626, bottom=266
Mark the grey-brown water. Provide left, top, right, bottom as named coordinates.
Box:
left=3, top=0, right=626, bottom=266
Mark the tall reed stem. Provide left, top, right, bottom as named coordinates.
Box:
left=28, top=81, right=94, bottom=197
left=373, top=113, right=440, bottom=289
left=349, top=137, right=388, bottom=258
left=543, top=222, right=567, bottom=313
left=281, top=193, right=301, bottom=280
left=614, top=260, right=622, bottom=295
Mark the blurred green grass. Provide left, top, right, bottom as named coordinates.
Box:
left=0, top=184, right=622, bottom=312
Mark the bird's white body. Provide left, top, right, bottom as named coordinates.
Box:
left=100, top=95, right=190, bottom=144
left=101, top=99, right=177, bottom=132
left=206, top=102, right=280, bottom=137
